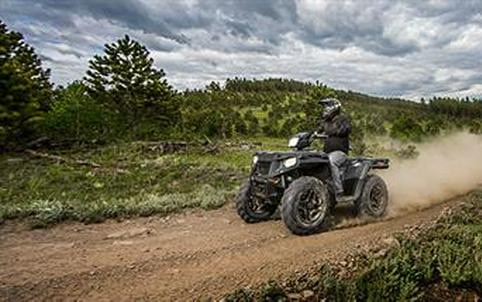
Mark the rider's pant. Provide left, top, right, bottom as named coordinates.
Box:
left=328, top=151, right=347, bottom=194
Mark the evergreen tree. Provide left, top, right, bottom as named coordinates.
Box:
left=302, top=82, right=336, bottom=130
left=84, top=35, right=178, bottom=128
left=0, top=20, right=52, bottom=148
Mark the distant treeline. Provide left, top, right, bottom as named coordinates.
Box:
left=224, top=78, right=313, bottom=93
left=425, top=97, right=482, bottom=119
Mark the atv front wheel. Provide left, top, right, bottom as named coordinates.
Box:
left=355, top=174, right=388, bottom=218
left=281, top=177, right=331, bottom=235
left=236, top=181, right=276, bottom=223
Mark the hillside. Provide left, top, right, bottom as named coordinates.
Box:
left=181, top=78, right=482, bottom=148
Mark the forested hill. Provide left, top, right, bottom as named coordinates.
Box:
left=182, top=78, right=482, bottom=144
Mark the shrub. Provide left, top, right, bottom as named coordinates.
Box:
left=390, top=115, right=426, bottom=142
left=44, top=82, right=124, bottom=144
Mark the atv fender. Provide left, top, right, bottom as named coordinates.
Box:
left=350, top=158, right=389, bottom=201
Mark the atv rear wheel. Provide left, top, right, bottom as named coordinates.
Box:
left=236, top=181, right=276, bottom=223
left=281, top=177, right=331, bottom=235
left=355, top=174, right=388, bottom=218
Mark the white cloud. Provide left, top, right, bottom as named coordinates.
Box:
left=1, top=0, right=481, bottom=99
left=448, top=24, right=482, bottom=51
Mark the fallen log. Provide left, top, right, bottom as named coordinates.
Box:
left=25, top=149, right=130, bottom=174
left=134, top=141, right=188, bottom=154
left=25, top=149, right=102, bottom=168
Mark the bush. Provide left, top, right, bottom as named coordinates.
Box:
left=396, top=145, right=419, bottom=159
left=390, top=115, right=426, bottom=142
left=44, top=82, right=124, bottom=144
left=468, top=120, right=482, bottom=134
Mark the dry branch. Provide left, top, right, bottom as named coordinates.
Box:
left=25, top=149, right=102, bottom=168
left=135, top=141, right=188, bottom=154
left=25, top=149, right=130, bottom=174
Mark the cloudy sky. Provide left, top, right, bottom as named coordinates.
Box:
left=2, top=0, right=482, bottom=99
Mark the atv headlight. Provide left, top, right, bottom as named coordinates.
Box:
left=283, top=157, right=297, bottom=168
left=252, top=155, right=259, bottom=165
left=288, top=137, right=299, bottom=148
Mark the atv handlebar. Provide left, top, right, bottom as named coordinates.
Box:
left=312, top=131, right=353, bottom=151
left=311, top=131, right=328, bottom=139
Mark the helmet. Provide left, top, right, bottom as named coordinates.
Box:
left=319, top=98, right=341, bottom=120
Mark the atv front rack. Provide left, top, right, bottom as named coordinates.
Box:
left=368, top=158, right=390, bottom=169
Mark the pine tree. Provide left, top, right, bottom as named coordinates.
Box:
left=84, top=35, right=178, bottom=128
left=0, top=20, right=52, bottom=148
left=303, top=82, right=336, bottom=130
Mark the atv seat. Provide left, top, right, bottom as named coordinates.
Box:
left=341, top=158, right=363, bottom=171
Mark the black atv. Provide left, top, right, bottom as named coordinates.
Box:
left=236, top=131, right=390, bottom=235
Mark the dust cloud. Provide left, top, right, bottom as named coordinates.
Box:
left=384, top=132, right=482, bottom=216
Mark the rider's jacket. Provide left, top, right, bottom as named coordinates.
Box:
left=322, top=113, right=352, bottom=154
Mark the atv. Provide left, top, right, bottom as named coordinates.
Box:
left=236, top=131, right=390, bottom=235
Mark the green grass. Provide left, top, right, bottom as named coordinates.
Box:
left=0, top=141, right=256, bottom=226
left=224, top=190, right=482, bottom=301
left=0, top=137, right=289, bottom=227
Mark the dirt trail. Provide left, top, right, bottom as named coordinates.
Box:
left=0, top=199, right=457, bottom=301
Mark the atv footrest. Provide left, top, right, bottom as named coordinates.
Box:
left=336, top=195, right=355, bottom=203
left=251, top=176, right=268, bottom=184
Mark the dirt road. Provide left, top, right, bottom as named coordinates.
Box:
left=0, top=200, right=455, bottom=301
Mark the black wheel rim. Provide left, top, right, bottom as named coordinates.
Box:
left=296, top=188, right=327, bottom=226
left=247, top=195, right=271, bottom=215
left=368, top=183, right=386, bottom=215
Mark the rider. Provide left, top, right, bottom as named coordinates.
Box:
left=316, top=98, right=352, bottom=200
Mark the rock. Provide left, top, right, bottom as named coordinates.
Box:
left=160, top=216, right=171, bottom=223
left=113, top=240, right=134, bottom=246
left=374, top=248, right=388, bottom=258
left=129, top=227, right=150, bottom=237
left=41, top=242, right=75, bottom=249
left=339, top=260, right=348, bottom=267
left=106, top=227, right=150, bottom=239
left=6, top=158, right=23, bottom=163
left=56, top=242, right=75, bottom=249
left=302, top=290, right=315, bottom=299
left=170, top=180, right=180, bottom=187
left=287, top=293, right=302, bottom=300
left=382, top=236, right=400, bottom=248
left=106, top=230, right=129, bottom=239
left=240, top=144, right=251, bottom=150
